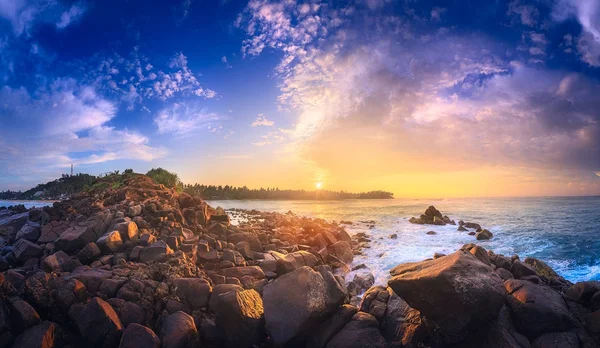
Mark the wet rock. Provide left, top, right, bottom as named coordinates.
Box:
left=426, top=231, right=437, bottom=235
left=462, top=222, right=481, bottom=230
left=12, top=321, right=60, bottom=348
left=216, top=289, right=264, bottom=348
left=476, top=229, right=493, bottom=240
left=13, top=239, right=43, bottom=263
left=457, top=226, right=468, bottom=232
left=390, top=234, right=397, bottom=239
left=160, top=311, right=199, bottom=348
left=388, top=250, right=505, bottom=343
left=119, top=323, right=160, bottom=348
left=504, top=279, right=576, bottom=338
left=326, top=312, right=388, bottom=348
left=76, top=297, right=123, bottom=348
left=263, top=266, right=345, bottom=345
left=172, top=278, right=211, bottom=309
left=496, top=268, right=514, bottom=280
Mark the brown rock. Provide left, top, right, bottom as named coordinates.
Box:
left=216, top=289, right=264, bottom=348
left=160, top=311, right=199, bottom=348
left=12, top=321, right=60, bottom=348
left=119, top=323, right=160, bottom=348
left=77, top=297, right=123, bottom=348
left=172, top=278, right=212, bottom=309
left=388, top=250, right=505, bottom=343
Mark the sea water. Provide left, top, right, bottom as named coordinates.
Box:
left=209, top=197, right=600, bottom=284
left=0, top=200, right=55, bottom=209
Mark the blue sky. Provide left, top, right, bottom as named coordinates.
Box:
left=0, top=0, right=599, bottom=196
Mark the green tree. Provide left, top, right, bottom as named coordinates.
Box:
left=146, top=168, right=183, bottom=191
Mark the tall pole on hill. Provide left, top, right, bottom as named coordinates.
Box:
left=71, top=164, right=73, bottom=177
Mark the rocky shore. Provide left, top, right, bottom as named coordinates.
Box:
left=0, top=174, right=598, bottom=348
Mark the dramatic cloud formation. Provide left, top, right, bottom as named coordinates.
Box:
left=236, top=0, right=600, bottom=194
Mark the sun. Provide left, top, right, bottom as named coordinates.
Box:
left=315, top=182, right=323, bottom=189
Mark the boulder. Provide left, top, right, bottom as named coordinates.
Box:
left=219, top=266, right=265, bottom=281
left=13, top=239, right=43, bottom=263
left=209, top=284, right=244, bottom=313
left=306, top=304, right=358, bottom=348
left=216, top=289, right=264, bottom=348
left=55, top=210, right=113, bottom=252
left=504, top=279, right=576, bottom=338
left=96, top=231, right=123, bottom=254
left=511, top=260, right=536, bottom=279
left=42, top=250, right=80, bottom=273
left=12, top=321, right=60, bottom=348
left=476, top=229, right=493, bottom=240
left=119, top=323, right=160, bottom=348
left=77, top=242, right=101, bottom=264
left=8, top=298, right=41, bottom=333
left=565, top=282, right=600, bottom=303
left=276, top=251, right=319, bottom=275
left=388, top=250, right=505, bottom=343
left=262, top=266, right=346, bottom=345
left=76, top=297, right=123, bottom=348
left=139, top=241, right=173, bottom=263
left=359, top=286, right=390, bottom=322
left=115, top=222, right=139, bottom=241
left=384, top=289, right=435, bottom=348
left=327, top=241, right=353, bottom=265
left=531, top=331, right=579, bottom=348
left=16, top=222, right=41, bottom=242
left=160, top=311, right=199, bottom=348
left=469, top=245, right=490, bottom=265
left=325, top=312, right=388, bottom=348
left=172, top=278, right=212, bottom=309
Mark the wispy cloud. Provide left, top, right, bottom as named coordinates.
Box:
left=56, top=3, right=86, bottom=29
left=251, top=114, right=274, bottom=127
left=221, top=55, right=232, bottom=68
left=155, top=103, right=220, bottom=135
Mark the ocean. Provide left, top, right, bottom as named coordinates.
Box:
left=208, top=197, right=600, bottom=284
left=0, top=200, right=55, bottom=209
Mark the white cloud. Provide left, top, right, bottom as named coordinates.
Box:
left=221, top=55, right=232, bottom=68
left=552, top=0, right=600, bottom=67
left=251, top=114, right=274, bottom=126
left=56, top=3, right=85, bottom=29
left=0, top=81, right=165, bottom=184
left=154, top=103, right=220, bottom=135
left=507, top=0, right=539, bottom=26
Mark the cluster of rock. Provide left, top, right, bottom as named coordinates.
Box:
left=0, top=174, right=358, bottom=348
left=408, top=206, right=455, bottom=226
left=409, top=206, right=494, bottom=240
left=1, top=177, right=598, bottom=348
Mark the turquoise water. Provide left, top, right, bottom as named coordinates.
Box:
left=209, top=197, right=600, bottom=284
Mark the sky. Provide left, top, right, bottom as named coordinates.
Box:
left=0, top=0, right=599, bottom=198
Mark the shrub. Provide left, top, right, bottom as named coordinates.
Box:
left=146, top=168, right=182, bottom=190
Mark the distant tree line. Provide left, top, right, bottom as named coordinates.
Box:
left=183, top=184, right=394, bottom=200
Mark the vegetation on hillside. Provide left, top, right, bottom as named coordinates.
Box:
left=145, top=167, right=183, bottom=192
left=0, top=173, right=96, bottom=200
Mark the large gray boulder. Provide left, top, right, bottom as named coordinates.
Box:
left=388, top=250, right=505, bottom=343
left=262, top=266, right=346, bottom=346
left=160, top=311, right=199, bottom=348
left=325, top=312, right=388, bottom=348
